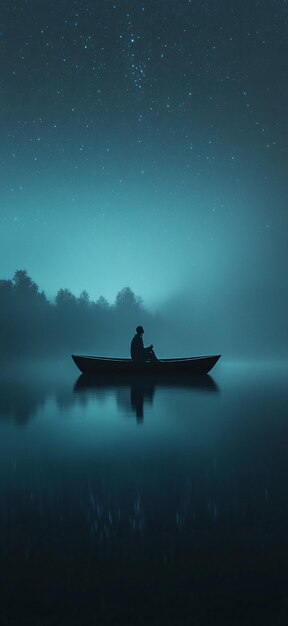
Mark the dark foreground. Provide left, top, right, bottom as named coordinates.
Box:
left=0, top=360, right=288, bottom=625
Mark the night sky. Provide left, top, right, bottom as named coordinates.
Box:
left=1, top=1, right=288, bottom=345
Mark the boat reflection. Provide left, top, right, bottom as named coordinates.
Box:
left=0, top=368, right=219, bottom=426
left=74, top=373, right=219, bottom=422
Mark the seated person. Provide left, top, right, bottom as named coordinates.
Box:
left=130, top=326, right=158, bottom=362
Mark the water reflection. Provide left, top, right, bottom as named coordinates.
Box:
left=0, top=365, right=219, bottom=425
left=1, top=362, right=288, bottom=624
left=74, top=373, right=219, bottom=421
left=0, top=378, right=46, bottom=425
left=3, top=360, right=288, bottom=439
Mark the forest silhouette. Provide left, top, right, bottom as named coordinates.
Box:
left=0, top=270, right=157, bottom=357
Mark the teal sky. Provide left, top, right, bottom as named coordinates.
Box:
left=1, top=1, right=287, bottom=324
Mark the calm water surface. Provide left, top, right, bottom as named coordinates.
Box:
left=0, top=359, right=288, bottom=625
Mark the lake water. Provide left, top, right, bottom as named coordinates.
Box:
left=0, top=359, right=288, bottom=625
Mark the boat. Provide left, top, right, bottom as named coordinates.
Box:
left=71, top=354, right=221, bottom=375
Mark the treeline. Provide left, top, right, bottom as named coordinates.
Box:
left=0, top=270, right=156, bottom=357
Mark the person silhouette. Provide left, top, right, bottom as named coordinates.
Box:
left=130, top=326, right=158, bottom=362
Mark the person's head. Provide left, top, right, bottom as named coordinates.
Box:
left=136, top=325, right=144, bottom=336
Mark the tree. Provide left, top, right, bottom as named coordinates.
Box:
left=55, top=288, right=77, bottom=307
left=78, top=290, right=90, bottom=307
left=0, top=279, right=13, bottom=298
left=115, top=287, right=140, bottom=309
left=13, top=270, right=39, bottom=297
left=96, top=295, right=109, bottom=309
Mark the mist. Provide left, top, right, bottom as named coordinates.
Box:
left=1, top=263, right=286, bottom=361
left=159, top=242, right=287, bottom=360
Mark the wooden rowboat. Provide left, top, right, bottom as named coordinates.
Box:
left=71, top=354, right=221, bottom=375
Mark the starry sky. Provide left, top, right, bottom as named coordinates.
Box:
left=1, top=1, right=288, bottom=333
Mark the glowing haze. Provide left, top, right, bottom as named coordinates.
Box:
left=0, top=1, right=287, bottom=353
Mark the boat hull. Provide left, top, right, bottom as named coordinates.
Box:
left=71, top=354, right=221, bottom=375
